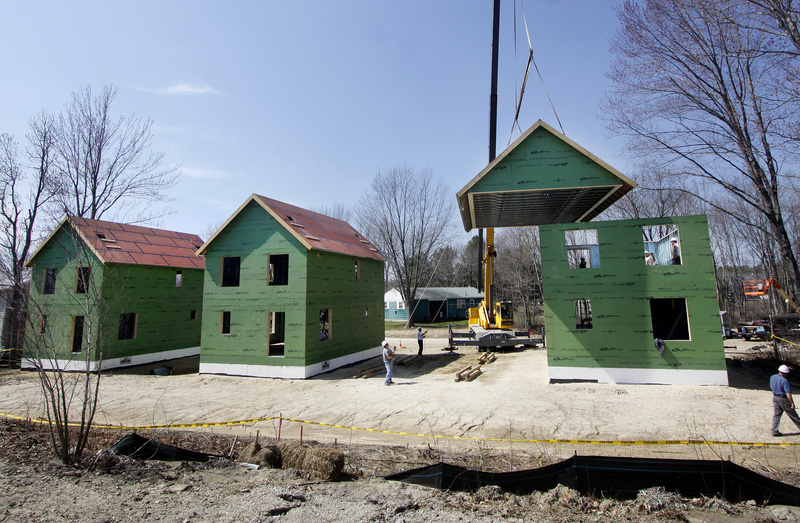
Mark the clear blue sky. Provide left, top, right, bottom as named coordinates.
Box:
left=0, top=1, right=625, bottom=240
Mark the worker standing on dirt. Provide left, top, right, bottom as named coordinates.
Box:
left=770, top=364, right=800, bottom=436
left=417, top=327, right=427, bottom=356
left=382, top=341, right=394, bottom=385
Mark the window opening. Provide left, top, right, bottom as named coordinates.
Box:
left=190, top=310, right=197, bottom=320
left=96, top=233, right=107, bottom=239
left=319, top=309, right=331, bottom=341
left=565, top=229, right=599, bottom=269
left=76, top=267, right=91, bottom=294
left=268, top=254, right=289, bottom=286
left=384, top=301, right=389, bottom=309
left=43, top=268, right=57, bottom=294
left=118, top=313, right=137, bottom=340
left=71, top=316, right=84, bottom=353
left=650, top=298, right=690, bottom=340
left=268, top=311, right=285, bottom=356
left=221, top=257, right=240, bottom=287
left=642, top=226, right=681, bottom=266
left=574, top=299, right=593, bottom=329
left=398, top=301, right=405, bottom=310
left=354, top=260, right=360, bottom=280
left=175, top=270, right=183, bottom=288
left=221, top=311, right=231, bottom=334
left=365, top=306, right=370, bottom=318
left=457, top=299, right=466, bottom=309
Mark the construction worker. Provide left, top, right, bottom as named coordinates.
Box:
left=770, top=364, right=800, bottom=436
left=670, top=238, right=681, bottom=265
left=417, top=327, right=427, bottom=356
left=382, top=341, right=394, bottom=385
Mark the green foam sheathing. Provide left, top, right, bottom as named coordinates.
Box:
left=27, top=226, right=203, bottom=362
left=200, top=200, right=384, bottom=369
left=539, top=215, right=725, bottom=372
left=470, top=126, right=624, bottom=194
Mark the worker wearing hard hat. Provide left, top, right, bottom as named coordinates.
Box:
left=771, top=364, right=800, bottom=436
left=670, top=238, right=681, bottom=265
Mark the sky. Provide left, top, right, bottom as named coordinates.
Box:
left=0, top=1, right=626, bottom=241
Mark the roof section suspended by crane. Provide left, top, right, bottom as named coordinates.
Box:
left=456, top=120, right=637, bottom=231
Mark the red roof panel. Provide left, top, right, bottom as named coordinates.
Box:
left=252, top=195, right=385, bottom=262
left=112, top=231, right=149, bottom=243
left=68, top=217, right=205, bottom=270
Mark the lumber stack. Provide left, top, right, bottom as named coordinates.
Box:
left=478, top=352, right=497, bottom=364
left=454, top=365, right=482, bottom=382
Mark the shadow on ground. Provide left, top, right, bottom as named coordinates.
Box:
left=726, top=353, right=780, bottom=391
left=107, top=356, right=200, bottom=376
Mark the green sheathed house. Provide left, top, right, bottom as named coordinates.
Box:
left=24, top=217, right=205, bottom=371
left=456, top=120, right=726, bottom=385
left=197, top=194, right=386, bottom=379
left=540, top=216, right=727, bottom=385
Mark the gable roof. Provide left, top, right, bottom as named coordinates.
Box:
left=26, top=217, right=205, bottom=270
left=456, top=120, right=637, bottom=231
left=197, top=194, right=386, bottom=262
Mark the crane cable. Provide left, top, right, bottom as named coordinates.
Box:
left=509, top=0, right=565, bottom=143
left=406, top=244, right=465, bottom=322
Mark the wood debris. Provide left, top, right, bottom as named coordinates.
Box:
left=478, top=352, right=497, bottom=364
left=455, top=365, right=482, bottom=382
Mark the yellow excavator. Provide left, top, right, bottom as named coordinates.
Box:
left=448, top=227, right=541, bottom=350
left=467, top=228, right=514, bottom=329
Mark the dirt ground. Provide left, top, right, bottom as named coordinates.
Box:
left=2, top=331, right=800, bottom=521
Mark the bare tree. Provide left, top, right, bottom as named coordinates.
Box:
left=605, top=0, right=800, bottom=297
left=53, top=85, right=178, bottom=222
left=602, top=162, right=704, bottom=221
left=494, top=227, right=543, bottom=330
left=418, top=245, right=462, bottom=288
left=743, top=0, right=800, bottom=53
left=453, top=236, right=483, bottom=290
left=26, top=230, right=108, bottom=464
left=356, top=164, right=453, bottom=328
left=0, top=112, right=58, bottom=358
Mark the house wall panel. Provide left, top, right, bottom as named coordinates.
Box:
left=100, top=264, right=203, bottom=360
left=28, top=227, right=105, bottom=360
left=305, top=251, right=384, bottom=365
left=200, top=201, right=310, bottom=368
left=540, top=215, right=725, bottom=383
left=27, top=226, right=203, bottom=366
left=472, top=128, right=625, bottom=194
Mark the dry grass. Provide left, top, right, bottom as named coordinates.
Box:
left=278, top=440, right=345, bottom=481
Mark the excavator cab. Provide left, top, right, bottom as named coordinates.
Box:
left=496, top=301, right=514, bottom=329
left=469, top=300, right=515, bottom=330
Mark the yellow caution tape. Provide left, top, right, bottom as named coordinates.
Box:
left=282, top=417, right=800, bottom=447
left=0, top=412, right=277, bottom=430
left=2, top=411, right=798, bottom=447
left=772, top=334, right=800, bottom=348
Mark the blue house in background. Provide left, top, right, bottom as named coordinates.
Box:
left=384, top=287, right=483, bottom=323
